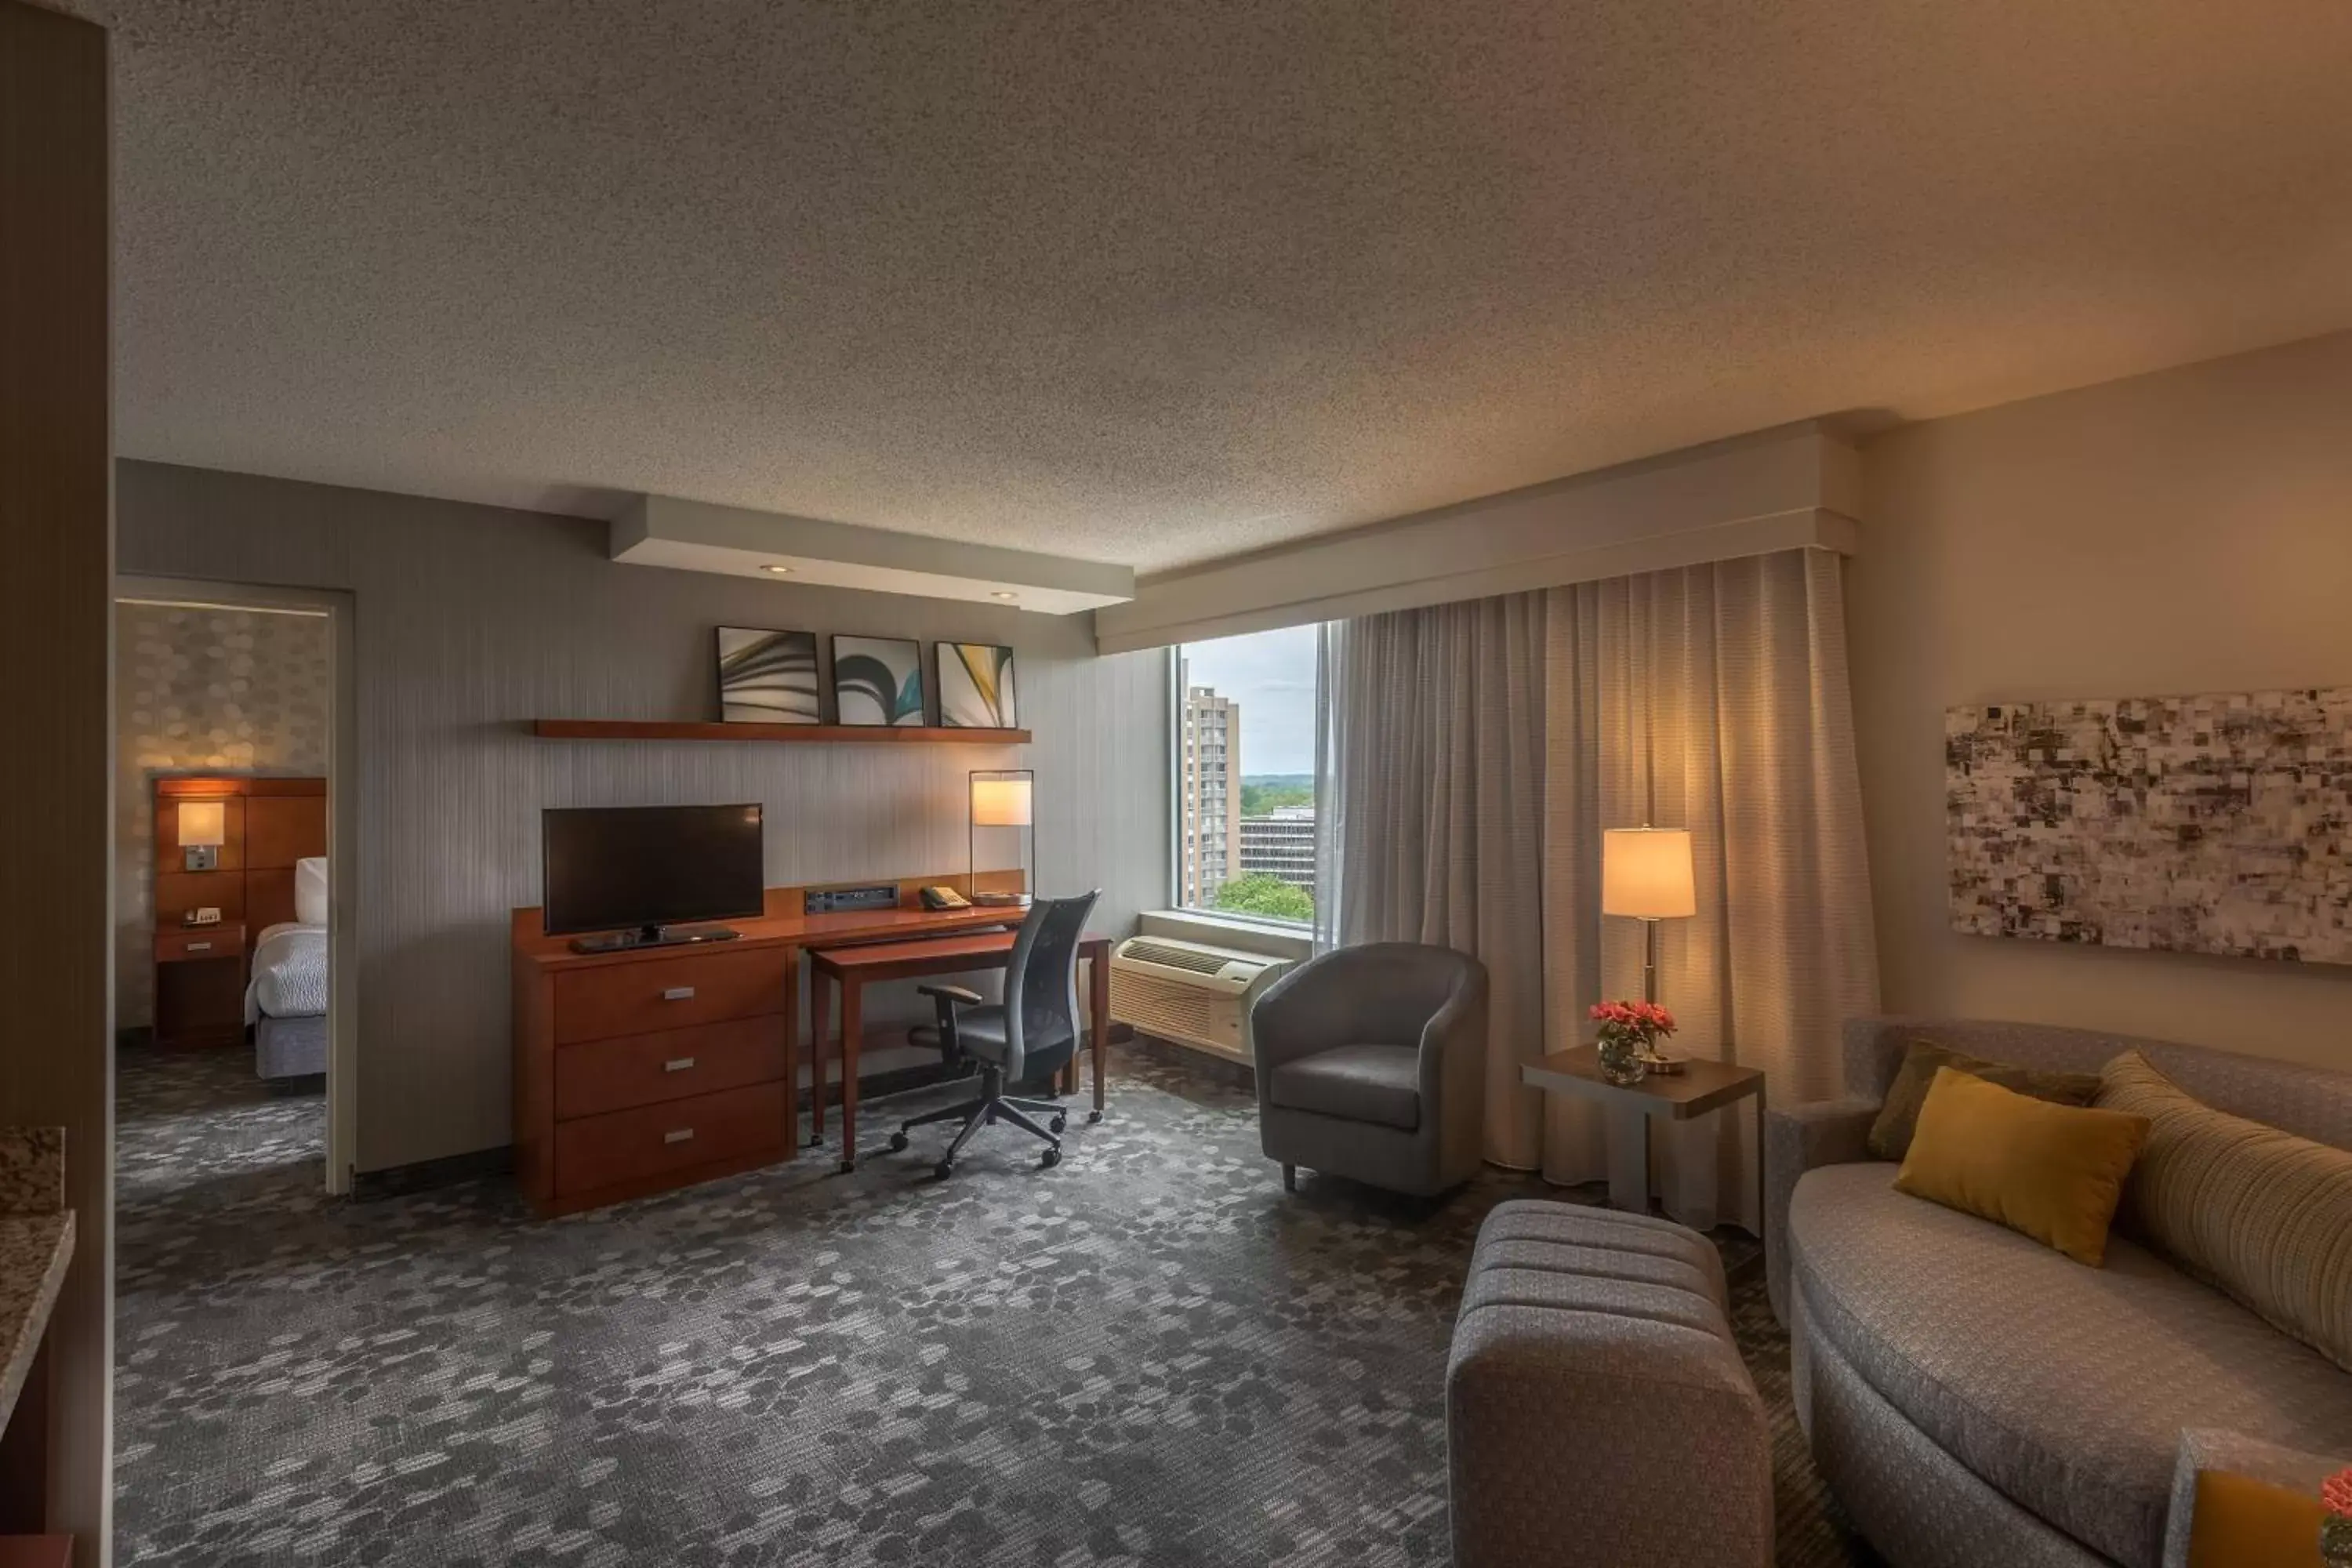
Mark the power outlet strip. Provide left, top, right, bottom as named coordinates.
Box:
left=803, top=884, right=899, bottom=915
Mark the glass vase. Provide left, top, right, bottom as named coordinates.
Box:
left=1597, top=1033, right=1648, bottom=1087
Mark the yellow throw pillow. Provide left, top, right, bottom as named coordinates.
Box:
left=2187, top=1469, right=2327, bottom=1568
left=1894, top=1067, right=2151, bottom=1265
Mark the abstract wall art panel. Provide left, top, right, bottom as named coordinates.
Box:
left=938, top=642, right=1018, bottom=728
left=715, top=627, right=820, bottom=723
left=830, top=634, right=924, bottom=727
left=1947, top=688, right=2352, bottom=965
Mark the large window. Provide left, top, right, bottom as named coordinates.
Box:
left=1174, top=625, right=1321, bottom=925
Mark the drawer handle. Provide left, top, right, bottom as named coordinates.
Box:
left=186, top=942, right=212, bottom=953
left=663, top=1127, right=695, bottom=1145
left=662, top=986, right=695, bottom=1001
left=662, top=1057, right=696, bottom=1073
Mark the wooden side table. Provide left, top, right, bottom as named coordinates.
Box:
left=1522, top=1045, right=1767, bottom=1252
left=153, top=921, right=248, bottom=1048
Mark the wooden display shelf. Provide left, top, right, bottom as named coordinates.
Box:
left=533, top=718, right=1032, bottom=745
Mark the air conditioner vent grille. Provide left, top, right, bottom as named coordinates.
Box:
left=1120, top=940, right=1232, bottom=975
left=1111, top=972, right=1226, bottom=1050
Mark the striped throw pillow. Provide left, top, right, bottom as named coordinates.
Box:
left=2098, top=1050, right=2352, bottom=1374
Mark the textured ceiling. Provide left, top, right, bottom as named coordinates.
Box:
left=71, top=0, right=2352, bottom=571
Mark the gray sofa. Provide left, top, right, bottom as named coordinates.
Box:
left=1766, top=1016, right=2352, bottom=1568
left=1251, top=942, right=1486, bottom=1197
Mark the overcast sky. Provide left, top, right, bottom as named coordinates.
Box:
left=1181, top=623, right=1319, bottom=775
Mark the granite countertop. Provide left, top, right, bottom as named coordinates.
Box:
left=0, top=1128, right=73, bottom=1436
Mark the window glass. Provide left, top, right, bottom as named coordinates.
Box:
left=1174, top=625, right=1319, bottom=925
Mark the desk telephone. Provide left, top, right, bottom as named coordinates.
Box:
left=184, top=907, right=223, bottom=927
left=918, top=885, right=971, bottom=911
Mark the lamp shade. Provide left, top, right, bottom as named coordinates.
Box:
left=970, top=775, right=1033, bottom=828
left=1602, top=827, right=1695, bottom=919
left=176, top=800, right=227, bottom=849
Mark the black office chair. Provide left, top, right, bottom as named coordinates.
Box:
left=891, top=889, right=1100, bottom=1178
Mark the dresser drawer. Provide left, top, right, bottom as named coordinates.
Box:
left=156, top=924, right=245, bottom=962
left=551, top=946, right=789, bottom=1044
left=554, top=1017, right=786, bottom=1121
left=554, top=1083, right=787, bottom=1197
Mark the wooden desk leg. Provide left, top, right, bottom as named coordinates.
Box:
left=1087, top=949, right=1109, bottom=1123
left=783, top=955, right=801, bottom=1156
left=808, top=969, right=831, bottom=1147
left=837, top=978, right=862, bottom=1174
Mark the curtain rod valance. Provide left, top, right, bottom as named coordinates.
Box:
left=1094, top=425, right=1860, bottom=654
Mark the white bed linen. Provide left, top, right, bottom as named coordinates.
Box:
left=245, top=920, right=328, bottom=1024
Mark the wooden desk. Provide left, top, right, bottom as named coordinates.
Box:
left=510, top=885, right=1027, bottom=1216
left=807, top=931, right=1112, bottom=1174
left=1521, top=1046, right=1767, bottom=1251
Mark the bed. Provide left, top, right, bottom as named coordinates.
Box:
left=246, top=856, right=329, bottom=1079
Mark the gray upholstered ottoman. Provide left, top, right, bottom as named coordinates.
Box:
left=1447, top=1200, right=1772, bottom=1568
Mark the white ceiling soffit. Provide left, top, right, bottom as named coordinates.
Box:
left=612, top=495, right=1135, bottom=615
left=1094, top=426, right=1860, bottom=654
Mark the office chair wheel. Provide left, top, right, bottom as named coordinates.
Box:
left=888, top=1132, right=910, bottom=1152
left=1049, top=1113, right=1067, bottom=1134
left=1040, top=1146, right=1062, bottom=1169
left=1087, top=1109, right=1102, bottom=1124
left=933, top=1160, right=954, bottom=1180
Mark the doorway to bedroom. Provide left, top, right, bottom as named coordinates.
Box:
left=111, top=579, right=357, bottom=1204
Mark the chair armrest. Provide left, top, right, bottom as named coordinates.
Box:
left=916, top=983, right=985, bottom=1007
left=1764, top=1097, right=1882, bottom=1327
left=2163, top=1429, right=2348, bottom=1568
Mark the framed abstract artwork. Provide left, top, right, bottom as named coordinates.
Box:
left=715, top=627, right=821, bottom=724
left=830, top=634, right=925, bottom=727
left=1946, top=687, right=2352, bottom=965
left=938, top=642, right=1018, bottom=728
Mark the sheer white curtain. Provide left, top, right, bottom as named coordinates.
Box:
left=1541, top=549, right=1880, bottom=1230
left=1313, top=595, right=1552, bottom=1168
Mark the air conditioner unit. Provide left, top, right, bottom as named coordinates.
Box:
left=1109, top=935, right=1295, bottom=1062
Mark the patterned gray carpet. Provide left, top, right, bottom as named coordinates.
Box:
left=114, top=1040, right=1872, bottom=1566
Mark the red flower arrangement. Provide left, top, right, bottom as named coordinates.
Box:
left=1591, top=1000, right=1677, bottom=1084
left=2321, top=1466, right=2352, bottom=1566
left=1590, top=1000, right=1678, bottom=1037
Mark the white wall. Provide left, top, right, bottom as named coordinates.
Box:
left=1849, top=329, right=2352, bottom=1067
left=117, top=460, right=1171, bottom=1173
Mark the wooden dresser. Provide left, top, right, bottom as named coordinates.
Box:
left=510, top=881, right=1020, bottom=1217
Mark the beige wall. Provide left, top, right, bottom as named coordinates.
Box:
left=1849, top=328, right=2352, bottom=1068
left=114, top=601, right=332, bottom=1027
left=118, top=460, right=1171, bottom=1174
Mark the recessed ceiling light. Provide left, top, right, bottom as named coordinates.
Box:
left=991, top=590, right=1018, bottom=601
left=760, top=564, right=793, bottom=575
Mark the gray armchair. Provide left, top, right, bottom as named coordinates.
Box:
left=1250, top=942, right=1488, bottom=1197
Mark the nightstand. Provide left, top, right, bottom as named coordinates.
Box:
left=153, top=921, right=248, bottom=1049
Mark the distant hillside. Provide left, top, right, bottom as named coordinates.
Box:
left=1241, top=774, right=1314, bottom=815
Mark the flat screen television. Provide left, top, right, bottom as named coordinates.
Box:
left=542, top=804, right=765, bottom=946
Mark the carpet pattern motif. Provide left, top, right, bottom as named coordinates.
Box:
left=114, top=1042, right=1872, bottom=1566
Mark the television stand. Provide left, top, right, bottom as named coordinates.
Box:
left=568, top=924, right=744, bottom=955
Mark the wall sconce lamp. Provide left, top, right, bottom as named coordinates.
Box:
left=178, top=800, right=227, bottom=872
left=969, top=770, right=1034, bottom=907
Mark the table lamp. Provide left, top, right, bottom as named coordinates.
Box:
left=969, top=769, right=1033, bottom=907
left=178, top=800, right=227, bottom=872
left=1601, top=826, right=1695, bottom=1007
